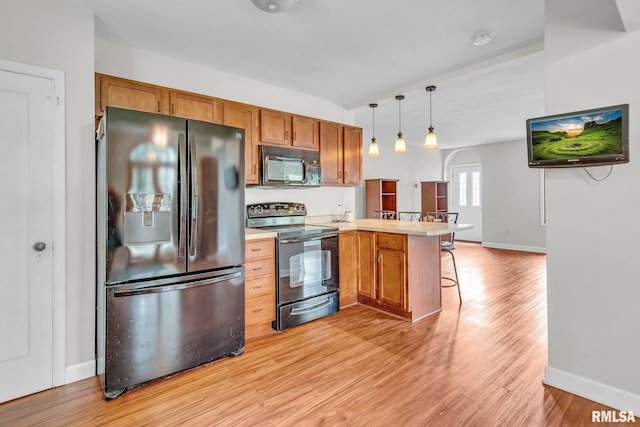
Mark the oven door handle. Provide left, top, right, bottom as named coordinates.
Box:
left=279, top=233, right=338, bottom=244
left=289, top=297, right=333, bottom=315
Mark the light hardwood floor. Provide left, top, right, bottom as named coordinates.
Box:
left=0, top=242, right=631, bottom=426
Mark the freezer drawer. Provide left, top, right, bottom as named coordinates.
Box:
left=275, top=291, right=339, bottom=331
left=101, top=267, right=245, bottom=399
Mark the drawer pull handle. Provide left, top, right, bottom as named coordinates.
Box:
left=251, top=248, right=262, bottom=252
left=252, top=267, right=263, bottom=272
left=386, top=240, right=396, bottom=244
left=252, top=285, right=263, bottom=290
left=253, top=308, right=263, bottom=314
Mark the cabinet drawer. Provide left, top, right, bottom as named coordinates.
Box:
left=245, top=258, right=275, bottom=279
left=245, top=276, right=274, bottom=299
left=245, top=239, right=275, bottom=261
left=377, top=232, right=406, bottom=251
left=245, top=293, right=275, bottom=326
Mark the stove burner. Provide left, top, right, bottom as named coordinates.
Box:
left=246, top=202, right=338, bottom=238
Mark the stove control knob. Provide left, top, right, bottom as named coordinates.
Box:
left=248, top=206, right=256, bottom=215
left=256, top=205, right=263, bottom=214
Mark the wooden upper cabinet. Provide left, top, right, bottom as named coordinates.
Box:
left=319, top=121, right=343, bottom=185
left=343, top=125, right=362, bottom=185
left=292, top=115, right=319, bottom=150
left=96, top=73, right=166, bottom=115
left=319, top=121, right=363, bottom=186
left=260, top=109, right=319, bottom=150
left=169, top=90, right=222, bottom=124
left=260, top=109, right=291, bottom=146
left=224, top=101, right=260, bottom=185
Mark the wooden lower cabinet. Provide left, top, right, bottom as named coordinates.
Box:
left=339, top=231, right=358, bottom=307
left=244, top=238, right=276, bottom=339
left=357, top=231, right=441, bottom=321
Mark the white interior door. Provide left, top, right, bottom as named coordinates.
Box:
left=450, top=164, right=482, bottom=242
left=0, top=68, right=55, bottom=402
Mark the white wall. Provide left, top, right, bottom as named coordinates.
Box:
left=0, top=0, right=95, bottom=369
left=443, top=141, right=546, bottom=251
left=359, top=136, right=443, bottom=218
left=96, top=38, right=358, bottom=218
left=544, top=0, right=640, bottom=412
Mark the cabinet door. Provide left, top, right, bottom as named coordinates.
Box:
left=260, top=109, right=291, bottom=146
left=378, top=248, right=407, bottom=310
left=97, top=74, right=165, bottom=115
left=343, top=125, right=363, bottom=185
left=319, top=121, right=343, bottom=185
left=356, top=231, right=376, bottom=300
left=224, top=101, right=260, bottom=185
left=339, top=231, right=358, bottom=307
left=292, top=115, right=319, bottom=150
left=169, top=90, right=222, bottom=124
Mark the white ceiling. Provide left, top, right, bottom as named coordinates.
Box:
left=61, top=0, right=546, bottom=149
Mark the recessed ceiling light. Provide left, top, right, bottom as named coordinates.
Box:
left=251, top=0, right=299, bottom=14
left=472, top=32, right=493, bottom=46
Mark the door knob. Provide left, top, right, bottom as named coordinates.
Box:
left=33, top=242, right=47, bottom=252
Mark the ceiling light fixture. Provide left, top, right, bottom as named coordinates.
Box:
left=368, top=103, right=379, bottom=157
left=250, top=0, right=299, bottom=13
left=424, top=85, right=438, bottom=150
left=394, top=95, right=407, bottom=153
left=472, top=32, right=492, bottom=46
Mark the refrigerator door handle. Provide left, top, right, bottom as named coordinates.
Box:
left=189, top=135, right=198, bottom=258
left=178, top=133, right=187, bottom=259
left=113, top=271, right=242, bottom=297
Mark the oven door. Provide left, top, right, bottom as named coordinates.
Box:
left=277, top=233, right=339, bottom=305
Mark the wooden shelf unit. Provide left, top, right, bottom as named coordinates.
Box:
left=421, top=181, right=449, bottom=215
left=365, top=179, right=398, bottom=219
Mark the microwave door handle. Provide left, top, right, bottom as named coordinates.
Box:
left=178, top=134, right=187, bottom=259
left=189, top=135, right=198, bottom=257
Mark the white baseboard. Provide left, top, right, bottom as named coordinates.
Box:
left=481, top=242, right=546, bottom=254
left=65, top=360, right=96, bottom=385
left=544, top=366, right=640, bottom=413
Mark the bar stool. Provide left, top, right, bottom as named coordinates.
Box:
left=398, top=211, right=422, bottom=221
left=373, top=210, right=396, bottom=220
left=425, top=212, right=461, bottom=306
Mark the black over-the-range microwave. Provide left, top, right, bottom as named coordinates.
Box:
left=257, top=145, right=321, bottom=187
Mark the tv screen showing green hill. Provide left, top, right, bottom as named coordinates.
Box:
left=529, top=108, right=624, bottom=162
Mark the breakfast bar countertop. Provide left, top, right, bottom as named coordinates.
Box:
left=312, top=218, right=472, bottom=236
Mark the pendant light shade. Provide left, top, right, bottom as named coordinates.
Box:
left=368, top=103, right=379, bottom=157
left=394, top=95, right=407, bottom=153
left=424, top=85, right=438, bottom=150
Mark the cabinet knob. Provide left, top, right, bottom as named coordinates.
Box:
left=285, top=130, right=289, bottom=141
left=293, top=132, right=297, bottom=141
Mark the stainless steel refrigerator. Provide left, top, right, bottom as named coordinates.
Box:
left=96, top=106, right=245, bottom=399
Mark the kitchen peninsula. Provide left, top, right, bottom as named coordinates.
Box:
left=245, top=218, right=472, bottom=327
left=327, top=219, right=473, bottom=321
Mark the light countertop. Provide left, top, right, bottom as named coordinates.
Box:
left=246, top=218, right=472, bottom=240
left=345, top=219, right=472, bottom=236
left=245, top=228, right=277, bottom=241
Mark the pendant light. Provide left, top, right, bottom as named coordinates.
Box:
left=368, top=103, right=379, bottom=157
left=394, top=95, right=407, bottom=153
left=424, top=85, right=438, bottom=150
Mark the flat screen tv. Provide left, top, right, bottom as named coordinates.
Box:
left=526, top=104, right=629, bottom=168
